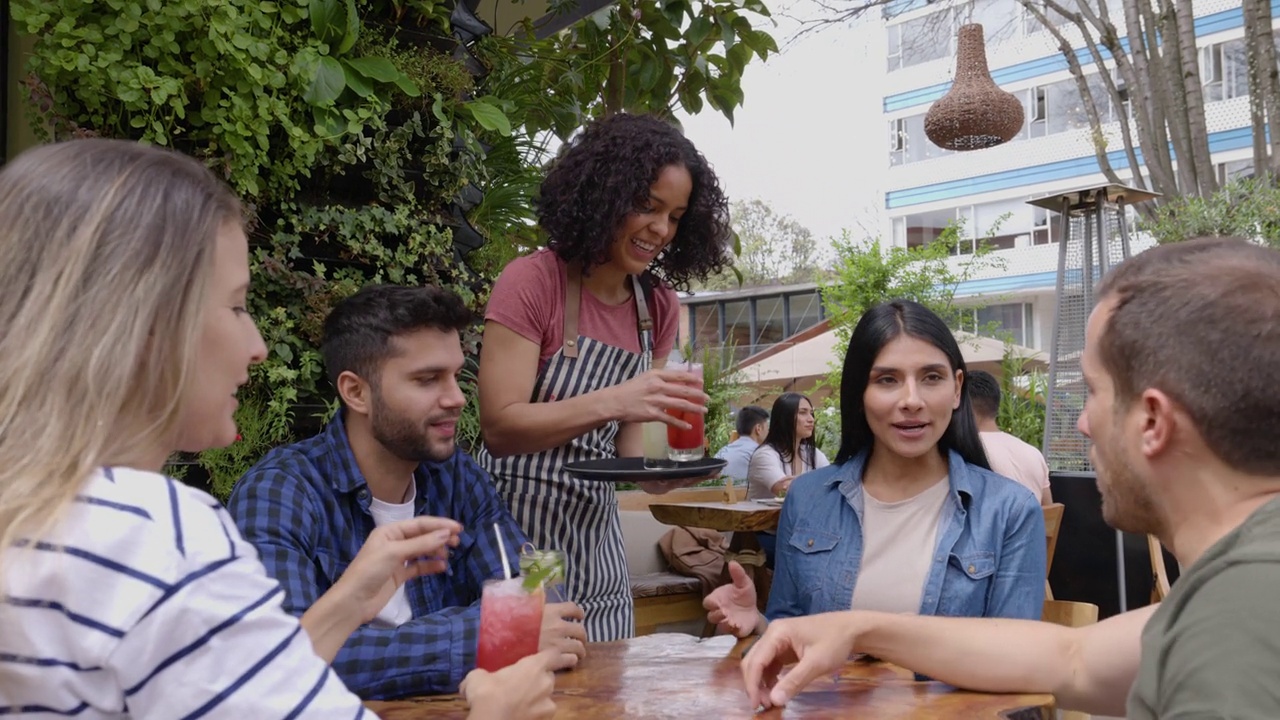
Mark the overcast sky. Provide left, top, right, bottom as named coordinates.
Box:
left=676, top=4, right=890, bottom=246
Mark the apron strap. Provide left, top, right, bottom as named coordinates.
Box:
left=631, top=275, right=653, bottom=334
left=562, top=265, right=654, bottom=363
left=563, top=263, right=583, bottom=359
left=632, top=275, right=654, bottom=371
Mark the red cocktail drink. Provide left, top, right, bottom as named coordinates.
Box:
left=666, top=362, right=705, bottom=461
left=476, top=577, right=544, bottom=672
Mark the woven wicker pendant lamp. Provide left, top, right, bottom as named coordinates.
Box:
left=924, top=24, right=1024, bottom=151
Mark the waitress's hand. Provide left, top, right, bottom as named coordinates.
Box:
left=608, top=369, right=709, bottom=426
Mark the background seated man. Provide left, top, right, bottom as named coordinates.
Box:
left=715, top=405, right=769, bottom=484
left=967, top=370, right=1052, bottom=505
left=229, top=285, right=586, bottom=700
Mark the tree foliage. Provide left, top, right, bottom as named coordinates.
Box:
left=1142, top=175, right=1280, bottom=247
left=700, top=199, right=826, bottom=289
left=11, top=0, right=777, bottom=495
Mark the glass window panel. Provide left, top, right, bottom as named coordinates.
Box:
left=720, top=300, right=751, bottom=359
left=898, top=11, right=953, bottom=68
left=787, top=291, right=823, bottom=336
left=1224, top=39, right=1248, bottom=100
left=975, top=303, right=1028, bottom=346
left=1046, top=78, right=1088, bottom=134
left=905, top=207, right=956, bottom=249
left=969, top=0, right=1021, bottom=45
left=975, top=198, right=1032, bottom=250
left=692, top=304, right=721, bottom=351
left=753, top=296, right=786, bottom=353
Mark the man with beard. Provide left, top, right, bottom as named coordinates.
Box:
left=738, top=236, right=1280, bottom=719
left=229, top=285, right=587, bottom=701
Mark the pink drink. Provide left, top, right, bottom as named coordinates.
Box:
left=476, top=577, right=544, bottom=672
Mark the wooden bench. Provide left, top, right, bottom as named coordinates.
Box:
left=618, top=484, right=742, bottom=635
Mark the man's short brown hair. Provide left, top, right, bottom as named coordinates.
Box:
left=1096, top=236, right=1280, bottom=475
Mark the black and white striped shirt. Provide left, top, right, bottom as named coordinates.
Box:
left=0, top=467, right=367, bottom=718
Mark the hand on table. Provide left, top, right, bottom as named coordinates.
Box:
left=336, top=515, right=462, bottom=624
left=739, top=613, right=859, bottom=710
left=772, top=476, right=795, bottom=497
left=703, top=561, right=762, bottom=638
left=609, top=369, right=708, bottom=427
left=462, top=650, right=559, bottom=720
left=540, top=601, right=588, bottom=670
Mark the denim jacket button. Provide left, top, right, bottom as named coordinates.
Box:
left=807, top=539, right=814, bottom=547
left=967, top=564, right=976, bottom=573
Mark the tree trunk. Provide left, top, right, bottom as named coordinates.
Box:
left=1249, top=0, right=1280, bottom=178
left=1123, top=0, right=1178, bottom=197
left=1071, top=0, right=1149, bottom=190
left=1242, top=0, right=1271, bottom=176
left=1025, top=0, right=1125, bottom=186
left=1153, top=0, right=1198, bottom=195
left=1174, top=0, right=1218, bottom=196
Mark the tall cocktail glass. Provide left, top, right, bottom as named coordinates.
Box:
left=665, top=361, right=705, bottom=461
left=476, top=577, right=544, bottom=672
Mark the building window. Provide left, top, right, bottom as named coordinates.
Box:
left=957, top=302, right=1035, bottom=348
left=886, top=9, right=954, bottom=71
left=1216, top=159, right=1255, bottom=184
left=1200, top=39, right=1249, bottom=103
left=786, top=290, right=824, bottom=337
left=889, top=118, right=908, bottom=166
left=1032, top=206, right=1061, bottom=245
left=752, top=295, right=787, bottom=354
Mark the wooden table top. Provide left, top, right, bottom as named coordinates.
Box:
left=365, top=633, right=1054, bottom=719
left=648, top=500, right=782, bottom=532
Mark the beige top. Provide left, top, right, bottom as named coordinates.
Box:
left=980, top=431, right=1050, bottom=500
left=850, top=478, right=950, bottom=614
left=746, top=443, right=830, bottom=501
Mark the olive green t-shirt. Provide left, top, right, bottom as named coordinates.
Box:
left=1128, top=495, right=1280, bottom=719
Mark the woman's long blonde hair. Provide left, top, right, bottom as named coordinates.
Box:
left=0, top=139, right=241, bottom=573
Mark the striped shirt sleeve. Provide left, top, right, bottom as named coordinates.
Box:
left=105, top=490, right=369, bottom=718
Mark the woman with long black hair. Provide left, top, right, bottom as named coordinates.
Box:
left=746, top=392, right=827, bottom=501
left=705, top=300, right=1046, bottom=637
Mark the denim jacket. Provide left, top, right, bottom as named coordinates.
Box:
left=765, top=449, right=1046, bottom=623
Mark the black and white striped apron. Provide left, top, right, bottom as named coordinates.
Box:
left=477, top=264, right=653, bottom=641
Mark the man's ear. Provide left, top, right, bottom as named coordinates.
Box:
left=336, top=370, right=373, bottom=416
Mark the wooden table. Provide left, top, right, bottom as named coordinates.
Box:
left=648, top=500, right=781, bottom=533
left=366, top=634, right=1054, bottom=719
left=649, top=500, right=782, bottom=610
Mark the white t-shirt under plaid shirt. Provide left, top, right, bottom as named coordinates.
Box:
left=0, top=467, right=368, bottom=718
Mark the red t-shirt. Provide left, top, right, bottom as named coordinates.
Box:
left=485, top=248, right=679, bottom=366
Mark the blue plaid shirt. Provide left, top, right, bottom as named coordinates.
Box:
left=226, top=411, right=527, bottom=700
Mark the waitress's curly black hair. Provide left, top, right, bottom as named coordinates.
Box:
left=536, top=113, right=732, bottom=291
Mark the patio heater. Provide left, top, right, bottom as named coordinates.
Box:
left=1027, top=183, right=1158, bottom=614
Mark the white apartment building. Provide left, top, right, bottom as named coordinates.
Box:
left=679, top=0, right=1271, bottom=375
left=882, top=0, right=1269, bottom=352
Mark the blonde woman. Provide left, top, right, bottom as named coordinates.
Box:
left=0, top=139, right=556, bottom=719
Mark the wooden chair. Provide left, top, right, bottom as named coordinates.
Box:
left=1042, top=502, right=1065, bottom=600
left=622, top=480, right=745, bottom=636
left=1042, top=599, right=1099, bottom=720
left=1148, top=534, right=1172, bottom=602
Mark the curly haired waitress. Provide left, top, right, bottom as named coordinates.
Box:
left=476, top=114, right=733, bottom=640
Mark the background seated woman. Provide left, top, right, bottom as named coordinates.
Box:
left=706, top=300, right=1046, bottom=637
left=746, top=392, right=828, bottom=567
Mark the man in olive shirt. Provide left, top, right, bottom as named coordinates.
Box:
left=739, top=236, right=1280, bottom=719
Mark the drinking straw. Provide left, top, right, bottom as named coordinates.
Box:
left=493, top=522, right=512, bottom=580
